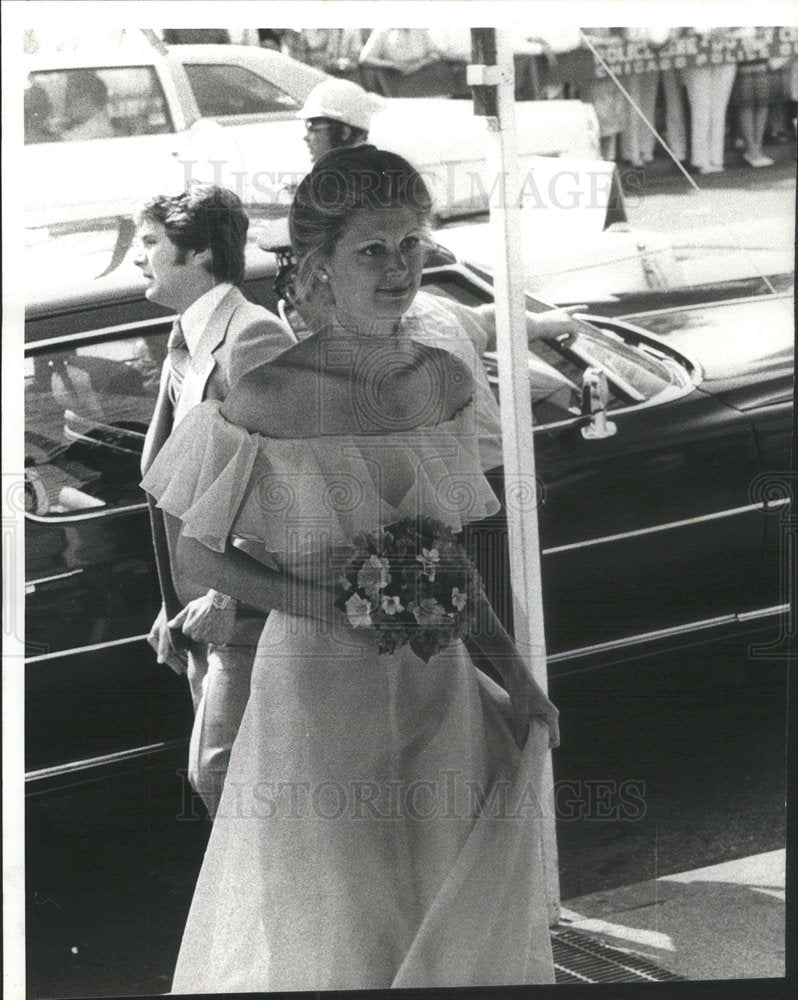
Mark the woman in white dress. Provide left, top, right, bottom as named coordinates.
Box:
left=143, top=145, right=559, bottom=992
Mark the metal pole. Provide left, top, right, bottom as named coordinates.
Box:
left=469, top=28, right=560, bottom=924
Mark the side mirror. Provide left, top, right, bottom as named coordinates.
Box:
left=581, top=367, right=617, bottom=440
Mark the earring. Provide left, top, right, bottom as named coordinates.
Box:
left=318, top=272, right=329, bottom=282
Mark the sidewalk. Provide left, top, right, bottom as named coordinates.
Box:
left=557, top=849, right=785, bottom=982
left=620, top=135, right=797, bottom=192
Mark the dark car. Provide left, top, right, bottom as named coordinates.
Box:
left=24, top=261, right=794, bottom=794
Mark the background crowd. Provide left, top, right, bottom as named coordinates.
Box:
left=157, top=26, right=798, bottom=175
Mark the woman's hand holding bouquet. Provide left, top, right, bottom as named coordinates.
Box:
left=335, top=517, right=476, bottom=664
left=335, top=516, right=559, bottom=749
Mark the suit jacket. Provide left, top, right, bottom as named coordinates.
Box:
left=142, top=285, right=294, bottom=473
left=142, top=285, right=296, bottom=637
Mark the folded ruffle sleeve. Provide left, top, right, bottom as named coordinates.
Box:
left=141, top=401, right=258, bottom=552
left=141, top=399, right=500, bottom=565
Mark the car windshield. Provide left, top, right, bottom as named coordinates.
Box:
left=619, top=295, right=795, bottom=380
left=482, top=324, right=683, bottom=423
left=538, top=323, right=680, bottom=407
left=424, top=274, right=686, bottom=423
left=183, top=63, right=301, bottom=116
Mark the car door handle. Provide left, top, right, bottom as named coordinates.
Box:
left=26, top=569, right=84, bottom=595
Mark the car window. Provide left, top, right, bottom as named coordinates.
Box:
left=25, top=330, right=166, bottom=517
left=25, top=66, right=173, bottom=143
left=183, top=63, right=301, bottom=117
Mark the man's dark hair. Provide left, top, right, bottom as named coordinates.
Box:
left=138, top=185, right=249, bottom=285
left=311, top=117, right=369, bottom=150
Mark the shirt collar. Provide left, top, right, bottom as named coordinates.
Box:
left=179, top=283, right=234, bottom=355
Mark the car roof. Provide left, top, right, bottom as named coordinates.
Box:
left=24, top=40, right=167, bottom=71
left=26, top=53, right=159, bottom=71
left=24, top=41, right=327, bottom=93
left=167, top=44, right=327, bottom=99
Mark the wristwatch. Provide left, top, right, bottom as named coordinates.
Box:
left=209, top=590, right=234, bottom=611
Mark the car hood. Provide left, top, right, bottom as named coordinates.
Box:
left=621, top=294, right=795, bottom=410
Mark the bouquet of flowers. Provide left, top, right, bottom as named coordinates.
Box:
left=335, top=516, right=478, bottom=663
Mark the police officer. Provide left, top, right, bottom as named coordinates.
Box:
left=299, top=78, right=377, bottom=164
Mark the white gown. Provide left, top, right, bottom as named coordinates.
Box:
left=143, top=395, right=555, bottom=993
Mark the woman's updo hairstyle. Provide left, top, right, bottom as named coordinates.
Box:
left=289, top=144, right=433, bottom=298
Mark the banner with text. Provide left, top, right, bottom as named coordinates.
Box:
left=586, top=27, right=798, bottom=78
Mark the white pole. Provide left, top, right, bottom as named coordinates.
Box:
left=469, top=28, right=560, bottom=924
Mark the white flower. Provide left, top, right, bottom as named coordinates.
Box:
left=415, top=547, right=440, bottom=581
left=451, top=588, right=467, bottom=611
left=381, top=594, right=404, bottom=616
left=338, top=572, right=352, bottom=592
left=345, top=593, right=373, bottom=627
left=411, top=597, right=453, bottom=626
left=357, top=554, right=392, bottom=598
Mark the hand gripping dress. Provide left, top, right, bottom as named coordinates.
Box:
left=142, top=391, right=555, bottom=992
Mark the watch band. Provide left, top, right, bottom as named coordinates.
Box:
left=210, top=590, right=233, bottom=610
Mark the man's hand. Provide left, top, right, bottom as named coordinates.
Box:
left=168, top=592, right=238, bottom=646
left=525, top=306, right=587, bottom=343
left=147, top=604, right=188, bottom=675
left=467, top=302, right=587, bottom=353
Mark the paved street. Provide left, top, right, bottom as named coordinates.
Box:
left=551, top=632, right=788, bottom=900
left=561, top=849, right=786, bottom=981
left=620, top=141, right=795, bottom=276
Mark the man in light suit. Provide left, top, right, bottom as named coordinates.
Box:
left=138, top=185, right=295, bottom=817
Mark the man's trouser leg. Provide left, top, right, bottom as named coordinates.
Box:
left=663, top=69, right=687, bottom=162
left=186, top=643, right=208, bottom=713
left=187, top=643, right=256, bottom=818
left=708, top=64, right=737, bottom=168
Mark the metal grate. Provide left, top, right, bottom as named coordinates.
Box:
left=551, top=928, right=686, bottom=984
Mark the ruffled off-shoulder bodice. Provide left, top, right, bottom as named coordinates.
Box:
left=141, top=399, right=500, bottom=567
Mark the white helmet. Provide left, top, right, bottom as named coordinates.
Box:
left=299, top=79, right=378, bottom=133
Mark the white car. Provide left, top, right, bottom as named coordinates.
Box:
left=24, top=36, right=600, bottom=228
left=31, top=37, right=785, bottom=307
